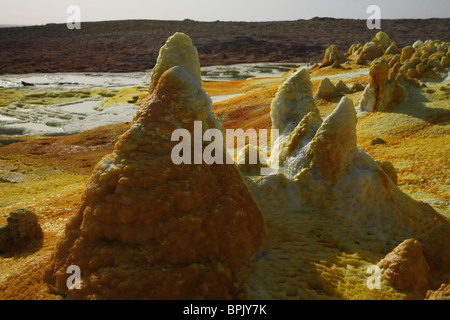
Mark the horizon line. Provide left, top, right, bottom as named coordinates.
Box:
left=2, top=16, right=450, bottom=28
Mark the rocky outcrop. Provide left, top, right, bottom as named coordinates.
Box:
left=314, top=78, right=352, bottom=100
left=349, top=82, right=365, bottom=93
left=346, top=43, right=363, bottom=57
left=239, top=56, right=450, bottom=297
left=44, top=33, right=265, bottom=300
left=400, top=46, right=415, bottom=63
left=371, top=32, right=392, bottom=51
left=379, top=239, right=430, bottom=293
left=349, top=32, right=449, bottom=83
left=398, top=40, right=450, bottom=80
left=314, top=78, right=339, bottom=100
left=349, top=35, right=450, bottom=112
left=0, top=209, right=43, bottom=254
left=359, top=57, right=406, bottom=112
left=335, top=80, right=351, bottom=94
left=356, top=42, right=384, bottom=65
left=268, top=68, right=320, bottom=169
left=320, top=45, right=340, bottom=68
left=385, top=42, right=400, bottom=55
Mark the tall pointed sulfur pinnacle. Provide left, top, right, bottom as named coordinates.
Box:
left=305, top=96, right=357, bottom=184
left=146, top=32, right=223, bottom=132
left=44, top=34, right=264, bottom=300
left=270, top=68, right=319, bottom=135
left=148, top=32, right=202, bottom=94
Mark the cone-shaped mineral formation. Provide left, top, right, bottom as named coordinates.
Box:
left=270, top=68, right=319, bottom=135
left=268, top=68, right=320, bottom=171
left=303, top=96, right=357, bottom=184
left=314, top=77, right=340, bottom=100
left=44, top=33, right=265, bottom=300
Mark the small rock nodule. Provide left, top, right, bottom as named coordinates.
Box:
left=0, top=209, right=43, bottom=254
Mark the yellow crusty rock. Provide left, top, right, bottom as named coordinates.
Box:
left=385, top=41, right=400, bottom=55
left=269, top=68, right=320, bottom=171
left=379, top=239, right=430, bottom=293
left=396, top=39, right=450, bottom=80
left=314, top=77, right=339, bottom=100
left=320, top=45, right=340, bottom=68
left=441, top=55, right=450, bottom=68
left=400, top=46, right=416, bottom=63
left=356, top=42, right=384, bottom=65
left=346, top=43, right=363, bottom=57
left=369, top=57, right=390, bottom=88
left=350, top=82, right=365, bottom=93
left=44, top=34, right=265, bottom=300
left=372, top=31, right=392, bottom=50
left=388, top=53, right=401, bottom=68
left=359, top=57, right=406, bottom=112
left=335, top=80, right=351, bottom=94
left=413, top=40, right=424, bottom=49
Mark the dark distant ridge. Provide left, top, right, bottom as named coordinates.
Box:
left=0, top=18, right=449, bottom=74
left=0, top=24, right=28, bottom=28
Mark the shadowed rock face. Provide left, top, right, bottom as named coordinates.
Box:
left=44, top=33, right=264, bottom=300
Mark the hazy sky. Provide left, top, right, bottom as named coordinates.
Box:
left=1, top=0, right=449, bottom=25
